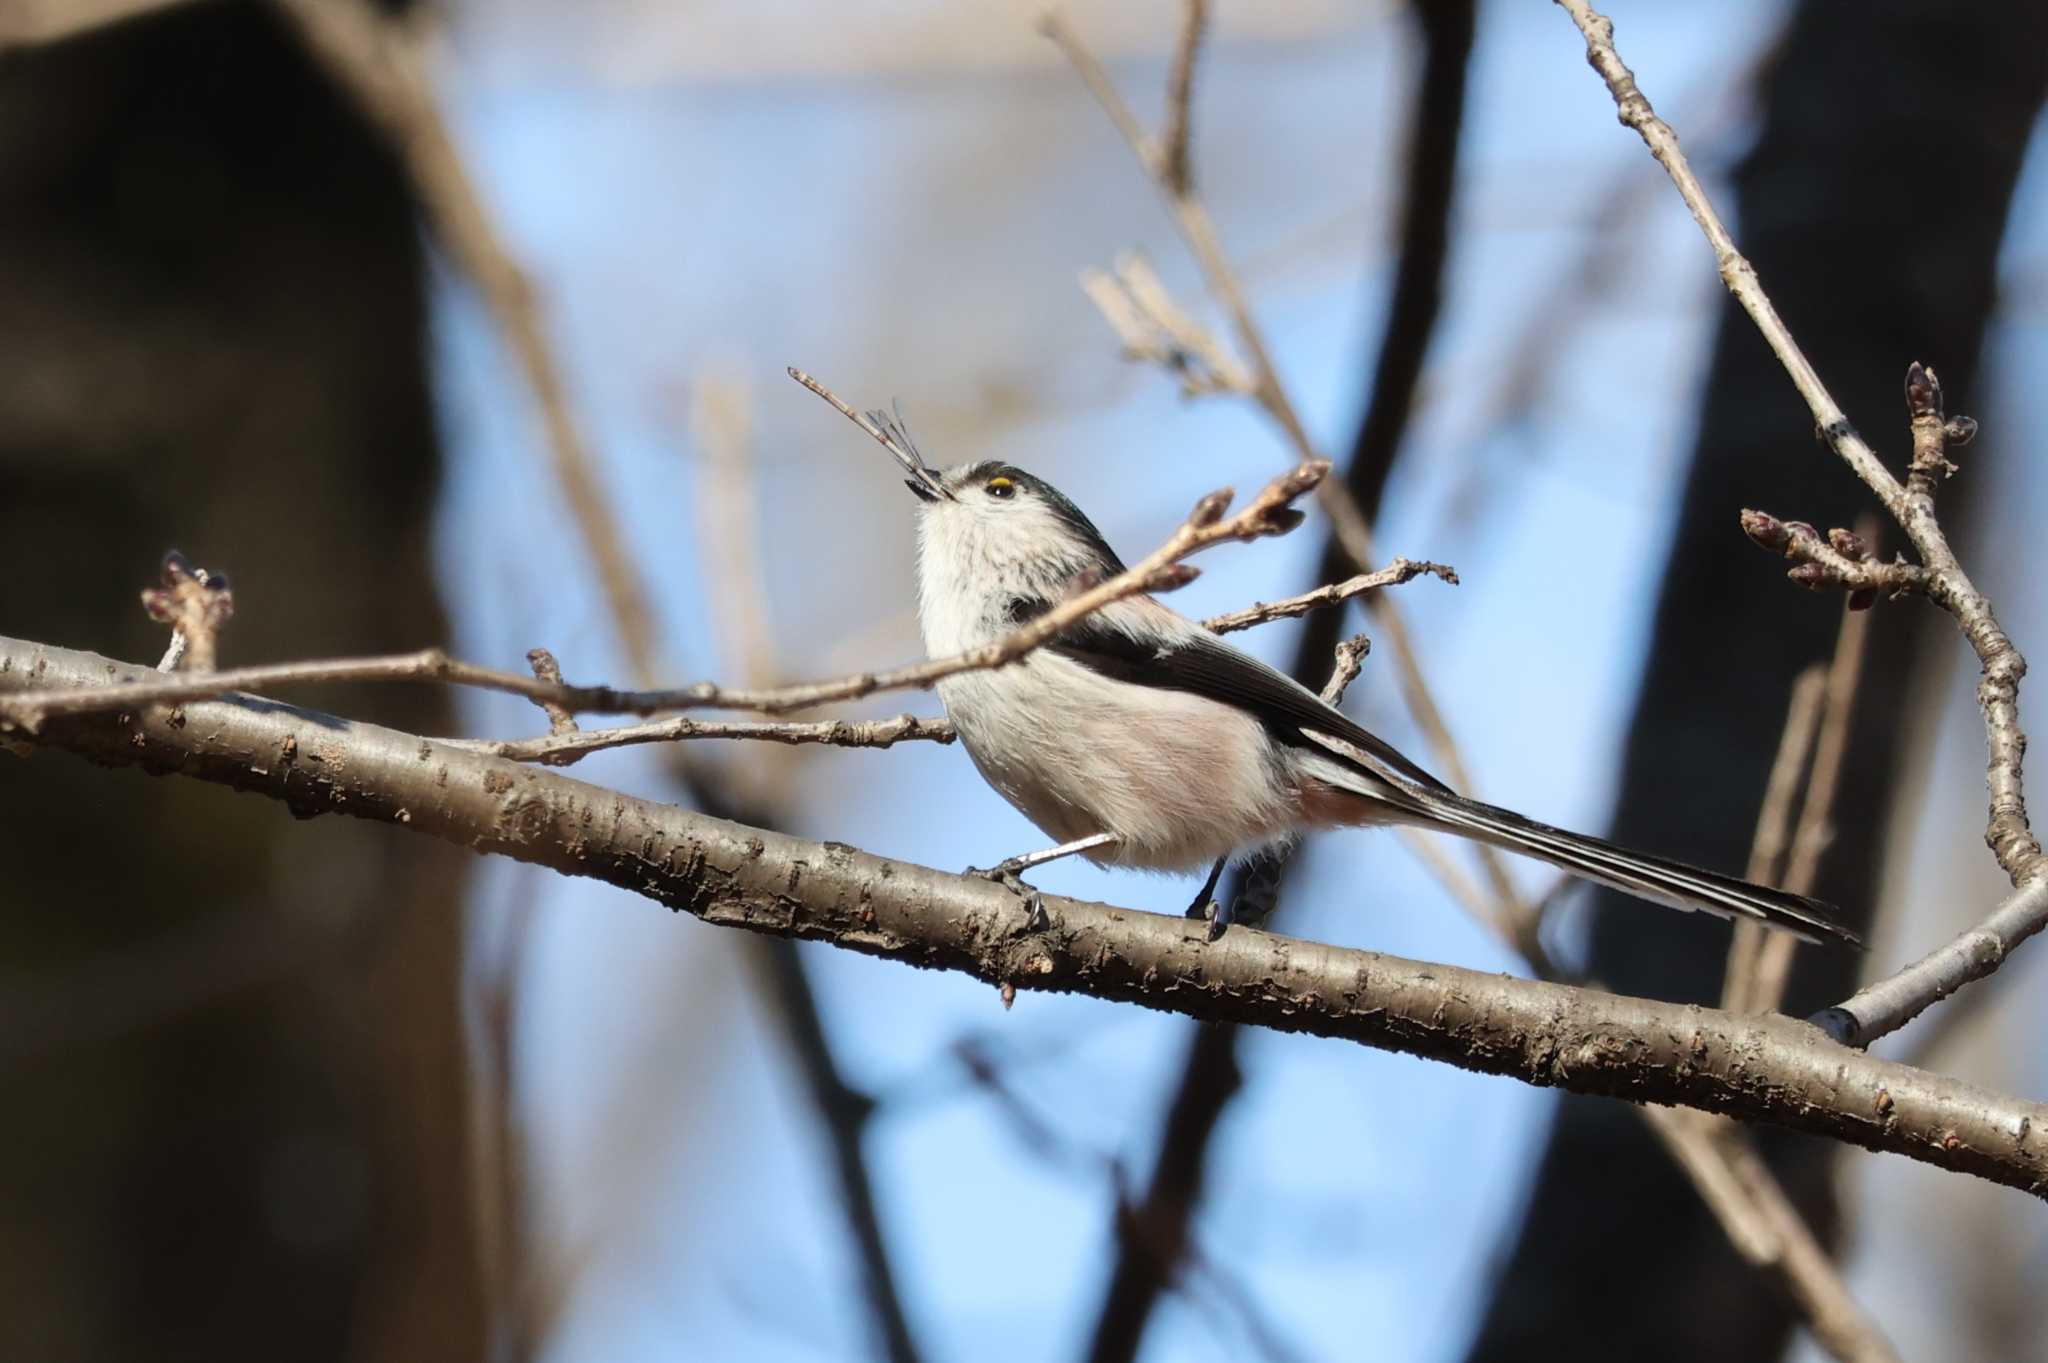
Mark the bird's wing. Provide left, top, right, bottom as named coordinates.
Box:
left=1009, top=594, right=1452, bottom=796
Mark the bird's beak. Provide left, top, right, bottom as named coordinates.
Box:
left=787, top=367, right=955, bottom=502
left=867, top=404, right=954, bottom=503
left=900, top=466, right=946, bottom=503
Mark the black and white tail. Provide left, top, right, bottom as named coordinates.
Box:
left=1408, top=788, right=1860, bottom=947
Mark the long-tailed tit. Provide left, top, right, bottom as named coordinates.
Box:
left=797, top=371, right=1855, bottom=947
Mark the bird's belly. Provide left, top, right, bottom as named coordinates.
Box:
left=938, top=657, right=1296, bottom=872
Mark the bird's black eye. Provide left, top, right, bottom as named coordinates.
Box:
left=985, top=475, right=1016, bottom=500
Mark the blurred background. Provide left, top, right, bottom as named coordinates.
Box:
left=2, top=0, right=2046, bottom=1360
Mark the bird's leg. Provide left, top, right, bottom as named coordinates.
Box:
left=1183, top=855, right=1229, bottom=923
left=967, top=831, right=1119, bottom=933
left=1226, top=856, right=1285, bottom=938
left=1202, top=849, right=1286, bottom=942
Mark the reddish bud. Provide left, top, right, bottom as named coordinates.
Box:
left=1944, top=415, right=1978, bottom=447
left=1188, top=490, right=1233, bottom=527
left=1740, top=509, right=1790, bottom=553
left=1828, top=528, right=1870, bottom=561
left=1787, top=563, right=1833, bottom=591
left=1904, top=361, right=1942, bottom=419
left=1783, top=520, right=1818, bottom=543
left=1848, top=588, right=1878, bottom=612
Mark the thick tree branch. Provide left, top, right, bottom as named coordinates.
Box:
left=10, top=637, right=2046, bottom=1195
left=1555, top=0, right=2045, bottom=1047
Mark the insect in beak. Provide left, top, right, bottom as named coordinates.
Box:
left=865, top=403, right=952, bottom=503
left=787, top=367, right=956, bottom=503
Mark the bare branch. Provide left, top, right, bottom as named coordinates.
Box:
left=1555, top=0, right=2046, bottom=1047
left=1080, top=255, right=1253, bottom=397
left=1319, top=635, right=1371, bottom=706
left=522, top=648, right=580, bottom=739
left=0, top=463, right=1328, bottom=732
left=270, top=0, right=665, bottom=688
left=1739, top=510, right=1926, bottom=602
left=1161, top=0, right=1206, bottom=197
left=1722, top=667, right=1825, bottom=1013
left=1641, top=1109, right=1904, bottom=1363
left=9, top=633, right=2048, bottom=1196
left=1201, top=558, right=1456, bottom=635
left=1553, top=0, right=1904, bottom=514
left=1751, top=602, right=1873, bottom=1014
left=1044, top=6, right=1528, bottom=932
left=453, top=713, right=956, bottom=766
left=1039, top=9, right=1377, bottom=575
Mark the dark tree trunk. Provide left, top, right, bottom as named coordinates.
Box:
left=1464, top=3, right=2046, bottom=1359
left=0, top=5, right=485, bottom=1361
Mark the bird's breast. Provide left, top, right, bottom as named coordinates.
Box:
left=936, top=654, right=1299, bottom=872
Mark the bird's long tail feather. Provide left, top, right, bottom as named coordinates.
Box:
left=1402, top=789, right=1859, bottom=947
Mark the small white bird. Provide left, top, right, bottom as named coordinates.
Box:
left=799, top=371, right=1855, bottom=946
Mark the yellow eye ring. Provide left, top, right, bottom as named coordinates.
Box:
left=986, top=476, right=1016, bottom=499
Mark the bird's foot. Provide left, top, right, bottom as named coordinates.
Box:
left=1184, top=855, right=1230, bottom=941
left=968, top=858, right=1053, bottom=934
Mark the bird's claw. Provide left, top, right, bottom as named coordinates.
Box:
left=968, top=861, right=1053, bottom=933
left=1184, top=856, right=1231, bottom=941
left=1192, top=895, right=1234, bottom=943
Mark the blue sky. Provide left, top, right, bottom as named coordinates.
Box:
left=424, top=3, right=2048, bottom=1358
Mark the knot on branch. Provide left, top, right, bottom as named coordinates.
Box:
left=141, top=551, right=235, bottom=672
left=1740, top=510, right=1922, bottom=609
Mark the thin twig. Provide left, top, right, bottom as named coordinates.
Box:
left=1752, top=602, right=1873, bottom=1014
left=1044, top=5, right=1531, bottom=936
left=1201, top=558, right=1457, bottom=634
left=690, top=374, right=785, bottom=706
left=1722, top=666, right=1826, bottom=1013
left=1160, top=0, right=1206, bottom=197
left=1640, top=1109, right=1904, bottom=1363
left=1552, top=0, right=1905, bottom=515
left=453, top=713, right=958, bottom=766
left=271, top=0, right=665, bottom=689
left=448, top=563, right=1435, bottom=765
left=522, top=649, right=580, bottom=739
left=0, top=462, right=1330, bottom=731
left=1557, top=0, right=2046, bottom=1046
left=1319, top=635, right=1371, bottom=706
left=1081, top=254, right=1253, bottom=397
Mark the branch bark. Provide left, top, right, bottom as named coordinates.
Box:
left=1557, top=0, right=2048, bottom=1048
left=11, top=635, right=2048, bottom=1197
